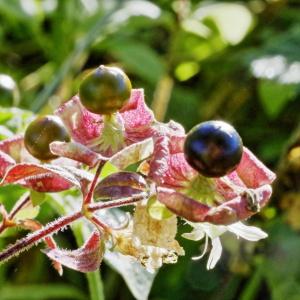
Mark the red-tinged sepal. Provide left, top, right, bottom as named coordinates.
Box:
left=55, top=96, right=103, bottom=148
left=50, top=141, right=106, bottom=167
left=109, top=138, right=153, bottom=170
left=95, top=172, right=148, bottom=200
left=55, top=90, right=155, bottom=156
left=236, top=147, right=276, bottom=188
left=43, top=230, right=104, bottom=272
left=0, top=163, right=86, bottom=192
left=204, top=185, right=273, bottom=225
left=0, top=150, right=16, bottom=178
left=0, top=136, right=24, bottom=162
left=157, top=187, right=210, bottom=222
left=120, top=89, right=154, bottom=143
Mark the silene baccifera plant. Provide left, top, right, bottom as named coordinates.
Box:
left=0, top=65, right=275, bottom=278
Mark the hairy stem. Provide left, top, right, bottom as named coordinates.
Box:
left=84, top=161, right=105, bottom=205
left=0, top=192, right=148, bottom=265
left=0, top=193, right=31, bottom=234
left=9, top=194, right=31, bottom=220
left=87, top=192, right=148, bottom=213
left=0, top=211, right=82, bottom=264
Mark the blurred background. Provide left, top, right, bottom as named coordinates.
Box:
left=0, top=0, right=300, bottom=299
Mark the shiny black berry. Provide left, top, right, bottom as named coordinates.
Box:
left=24, top=115, right=70, bottom=161
left=79, top=65, right=132, bottom=115
left=184, top=120, right=243, bottom=177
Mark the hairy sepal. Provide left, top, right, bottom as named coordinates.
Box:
left=43, top=230, right=104, bottom=272
left=0, top=163, right=85, bottom=192
left=109, top=138, right=154, bottom=169
left=50, top=141, right=105, bottom=167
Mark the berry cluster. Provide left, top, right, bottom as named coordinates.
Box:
left=0, top=65, right=275, bottom=275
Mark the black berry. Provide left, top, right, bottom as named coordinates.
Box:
left=184, top=120, right=243, bottom=177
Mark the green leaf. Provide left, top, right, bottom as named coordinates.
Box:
left=30, top=190, right=46, bottom=206
left=263, top=221, right=300, bottom=300
left=13, top=205, right=40, bottom=222
left=100, top=161, right=119, bottom=179
left=108, top=39, right=165, bottom=84
left=147, top=196, right=173, bottom=220
left=0, top=284, right=86, bottom=300
left=258, top=80, right=297, bottom=118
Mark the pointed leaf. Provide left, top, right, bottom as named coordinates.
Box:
left=44, top=231, right=103, bottom=273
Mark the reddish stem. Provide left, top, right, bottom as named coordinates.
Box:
left=0, top=192, right=147, bottom=264
left=83, top=161, right=105, bottom=205
left=87, top=192, right=148, bottom=213
left=9, top=195, right=31, bottom=220
left=0, top=211, right=82, bottom=263
left=91, top=216, right=110, bottom=232
left=0, top=194, right=31, bottom=234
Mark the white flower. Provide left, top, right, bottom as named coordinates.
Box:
left=182, top=221, right=268, bottom=270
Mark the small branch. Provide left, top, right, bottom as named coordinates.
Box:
left=0, top=211, right=82, bottom=264
left=84, top=161, right=106, bottom=205
left=91, top=216, right=111, bottom=233
left=19, top=219, right=63, bottom=275
left=0, top=192, right=147, bottom=265
left=0, top=194, right=31, bottom=234
left=87, top=192, right=148, bottom=213
left=9, top=194, right=31, bottom=220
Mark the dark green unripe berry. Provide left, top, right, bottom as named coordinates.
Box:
left=79, top=65, right=132, bottom=115
left=24, top=115, right=70, bottom=161
left=184, top=120, right=243, bottom=177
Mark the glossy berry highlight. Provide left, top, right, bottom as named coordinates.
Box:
left=79, top=65, right=132, bottom=115
left=24, top=115, right=70, bottom=161
left=184, top=120, right=243, bottom=177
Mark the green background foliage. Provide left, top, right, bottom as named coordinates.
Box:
left=0, top=0, right=300, bottom=299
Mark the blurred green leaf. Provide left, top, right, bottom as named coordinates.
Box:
left=108, top=39, right=165, bottom=84
left=30, top=190, right=46, bottom=207
left=13, top=204, right=39, bottom=222
left=0, top=284, right=86, bottom=300
left=258, top=80, right=297, bottom=119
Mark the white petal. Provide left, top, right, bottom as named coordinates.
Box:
left=227, top=222, right=268, bottom=241
left=182, top=229, right=205, bottom=241
left=207, top=237, right=222, bottom=270
left=202, top=223, right=227, bottom=239
left=192, top=235, right=209, bottom=260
